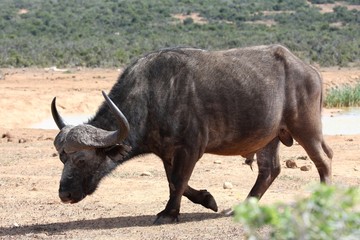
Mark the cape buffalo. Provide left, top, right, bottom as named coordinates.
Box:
left=51, top=44, right=333, bottom=223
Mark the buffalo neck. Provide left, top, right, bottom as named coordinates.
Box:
left=88, top=69, right=150, bottom=161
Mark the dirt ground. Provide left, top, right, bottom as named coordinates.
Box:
left=0, top=67, right=359, bottom=239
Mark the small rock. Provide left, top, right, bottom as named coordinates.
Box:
left=18, top=138, right=27, bottom=143
left=2, top=132, right=14, bottom=139
left=13, top=222, right=20, bottom=228
left=214, top=160, right=222, bottom=164
left=345, top=138, right=354, bottom=142
left=52, top=153, right=58, bottom=157
left=35, top=233, right=48, bottom=238
left=297, top=155, right=307, bottom=160
left=140, top=171, right=152, bottom=177
left=354, top=167, right=359, bottom=172
left=285, top=159, right=297, bottom=168
left=2, top=132, right=16, bottom=142
left=223, top=182, right=233, bottom=189
left=300, top=165, right=312, bottom=171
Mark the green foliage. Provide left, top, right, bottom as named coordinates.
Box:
left=310, top=0, right=335, bottom=3
left=325, top=81, right=360, bottom=107
left=0, top=0, right=359, bottom=67
left=234, top=184, right=360, bottom=240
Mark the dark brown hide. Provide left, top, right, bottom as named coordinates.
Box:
left=53, top=45, right=333, bottom=224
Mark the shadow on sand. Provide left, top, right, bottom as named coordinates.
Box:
left=0, top=212, right=225, bottom=236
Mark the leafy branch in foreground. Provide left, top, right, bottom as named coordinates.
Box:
left=234, top=184, right=360, bottom=240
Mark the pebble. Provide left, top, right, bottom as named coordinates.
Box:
left=285, top=159, right=297, bottom=168
left=140, top=171, right=152, bottom=177
left=223, top=182, right=233, bottom=189
left=300, top=165, right=312, bottom=171
left=2, top=132, right=16, bottom=142
left=297, top=155, right=307, bottom=160
left=2, top=132, right=13, bottom=139
left=214, top=160, right=222, bottom=164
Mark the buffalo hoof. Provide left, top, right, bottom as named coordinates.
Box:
left=153, top=209, right=179, bottom=225
left=200, top=190, right=218, bottom=212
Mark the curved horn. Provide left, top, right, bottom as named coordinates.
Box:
left=51, top=97, right=66, bottom=130
left=55, top=92, right=130, bottom=152
left=102, top=91, right=130, bottom=143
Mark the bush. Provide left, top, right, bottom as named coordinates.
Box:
left=183, top=17, right=194, bottom=25
left=234, top=184, right=360, bottom=239
left=0, top=0, right=358, bottom=67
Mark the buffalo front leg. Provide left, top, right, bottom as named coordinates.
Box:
left=184, top=187, right=218, bottom=212
left=155, top=148, right=199, bottom=224
left=162, top=159, right=218, bottom=213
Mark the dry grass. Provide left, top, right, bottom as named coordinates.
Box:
left=245, top=20, right=277, bottom=27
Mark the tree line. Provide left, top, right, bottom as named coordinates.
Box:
left=0, top=0, right=358, bottom=67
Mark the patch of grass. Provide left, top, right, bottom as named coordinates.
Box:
left=325, top=81, right=360, bottom=108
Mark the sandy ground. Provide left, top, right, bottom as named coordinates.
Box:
left=0, top=67, right=359, bottom=239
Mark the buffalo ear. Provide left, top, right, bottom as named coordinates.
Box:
left=105, top=144, right=132, bottom=162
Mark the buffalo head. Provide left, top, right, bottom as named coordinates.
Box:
left=52, top=91, right=131, bottom=203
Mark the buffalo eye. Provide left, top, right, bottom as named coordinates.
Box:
left=73, top=155, right=86, bottom=167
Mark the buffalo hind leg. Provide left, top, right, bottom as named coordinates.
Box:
left=223, top=138, right=281, bottom=216
left=247, top=137, right=281, bottom=199
left=295, top=135, right=333, bottom=184
left=155, top=148, right=201, bottom=224
left=288, top=108, right=333, bottom=185
left=161, top=157, right=218, bottom=216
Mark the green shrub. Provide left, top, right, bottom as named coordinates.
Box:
left=325, top=81, right=360, bottom=107
left=234, top=184, right=360, bottom=240
left=183, top=17, right=194, bottom=25
left=0, top=0, right=358, bottom=67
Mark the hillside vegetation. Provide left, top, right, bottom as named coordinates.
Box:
left=0, top=0, right=359, bottom=67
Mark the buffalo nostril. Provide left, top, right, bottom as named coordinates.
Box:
left=59, top=191, right=72, bottom=201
